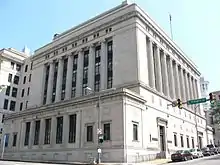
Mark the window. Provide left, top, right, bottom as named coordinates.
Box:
left=103, top=123, right=111, bottom=141
left=34, top=120, right=40, bottom=145
left=107, top=41, right=113, bottom=89
left=29, top=74, right=32, bottom=82
left=25, top=101, right=28, bottom=109
left=12, top=133, right=17, bottom=146
left=21, top=89, right=25, bottom=97
left=69, top=114, right=77, bottom=143
left=5, top=86, right=10, bottom=96
left=27, top=87, right=30, bottom=96
left=44, top=118, right=51, bottom=144
left=186, top=136, right=190, bottom=148
left=24, top=122, right=30, bottom=146
left=52, top=62, right=58, bottom=103
left=11, top=87, right=18, bottom=97
left=16, top=64, right=21, bottom=71
left=2, top=115, right=5, bottom=123
left=43, top=65, right=50, bottom=104
left=9, top=101, right=16, bottom=111
left=180, top=135, right=184, bottom=147
left=20, top=102, right=23, bottom=111
left=133, top=123, right=138, bottom=141
left=56, top=116, right=63, bottom=144
left=14, top=75, right=19, bottom=85
left=192, top=137, right=195, bottom=148
left=11, top=62, right=15, bottom=69
left=94, top=45, right=101, bottom=92
left=4, top=134, right=9, bottom=147
left=174, top=134, right=177, bottom=146
left=30, top=62, right=33, bottom=70
left=61, top=58, right=68, bottom=100
left=8, top=73, right=12, bottom=82
left=3, top=99, right=8, bottom=110
left=86, top=125, right=93, bottom=142
left=25, top=65, right=28, bottom=72
left=23, top=76, right=26, bottom=84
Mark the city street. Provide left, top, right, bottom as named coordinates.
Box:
left=167, top=154, right=220, bottom=165
left=0, top=161, right=67, bottom=165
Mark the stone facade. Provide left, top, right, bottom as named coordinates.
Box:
left=1, top=1, right=209, bottom=163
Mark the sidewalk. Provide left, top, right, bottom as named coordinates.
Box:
left=144, top=159, right=171, bottom=165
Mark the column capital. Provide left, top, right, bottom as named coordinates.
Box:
left=48, top=61, right=53, bottom=65
left=101, top=38, right=107, bottom=44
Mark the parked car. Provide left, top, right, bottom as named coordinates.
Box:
left=189, top=148, right=203, bottom=158
left=171, top=150, right=193, bottom=162
left=201, top=147, right=213, bottom=156
left=207, top=144, right=219, bottom=154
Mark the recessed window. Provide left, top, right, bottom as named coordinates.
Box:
left=12, top=87, right=18, bottom=98
left=174, top=134, right=177, bottom=146
left=27, top=87, right=30, bottom=96
left=14, top=75, right=19, bottom=85
left=24, top=122, right=30, bottom=146
left=21, top=89, right=25, bottom=97
left=16, top=64, right=21, bottom=71
left=23, top=76, right=26, bottom=84
left=12, top=133, right=17, bottom=147
left=5, top=86, right=11, bottom=96
left=133, top=123, right=138, bottom=141
left=3, top=99, right=8, bottom=110
left=19, top=102, right=23, bottom=111
left=9, top=100, right=16, bottom=111
left=29, top=74, right=32, bottom=82
left=56, top=116, right=63, bottom=144
left=8, top=73, right=12, bottom=82
left=86, top=125, right=93, bottom=142
left=180, top=135, right=184, bottom=147
left=11, top=62, right=15, bottom=69
left=30, top=62, right=33, bottom=70
left=44, top=118, right=51, bottom=144
left=69, top=114, right=77, bottom=143
left=103, top=123, right=111, bottom=141
left=25, top=65, right=28, bottom=72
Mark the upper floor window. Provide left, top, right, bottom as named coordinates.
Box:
left=12, top=87, right=18, bottom=98
left=11, top=62, right=15, bottom=69
left=29, top=74, right=32, bottom=82
left=16, top=64, right=21, bottom=71
left=8, top=73, right=12, bottom=82
left=23, top=76, right=26, bottom=84
left=30, top=62, right=33, bottom=70
left=14, top=75, right=19, bottom=85
left=25, top=65, right=28, bottom=72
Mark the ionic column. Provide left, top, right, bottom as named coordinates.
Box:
left=50, top=116, right=57, bottom=147
left=63, top=114, right=69, bottom=147
left=180, top=68, right=186, bottom=102
left=188, top=74, right=193, bottom=100
left=174, top=62, right=181, bottom=99
left=76, top=50, right=83, bottom=97
left=20, top=122, right=26, bottom=148
left=161, top=53, right=169, bottom=96
left=147, top=39, right=156, bottom=89
left=101, top=40, right=107, bottom=90
left=168, top=57, right=175, bottom=99
left=185, top=72, right=191, bottom=108
left=88, top=44, right=95, bottom=90
left=191, top=77, right=196, bottom=99
left=39, top=118, right=45, bottom=147
left=55, top=58, right=64, bottom=102
left=46, top=62, right=54, bottom=104
left=28, top=121, right=35, bottom=148
left=65, top=54, right=73, bottom=100
left=155, top=46, right=163, bottom=93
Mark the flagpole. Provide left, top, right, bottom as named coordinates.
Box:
left=169, top=13, right=173, bottom=40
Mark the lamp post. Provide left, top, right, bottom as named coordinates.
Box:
left=86, top=87, right=116, bottom=164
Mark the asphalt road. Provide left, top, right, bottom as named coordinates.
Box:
left=167, top=154, right=220, bottom=165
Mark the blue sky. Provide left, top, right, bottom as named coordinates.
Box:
left=0, top=0, right=219, bottom=92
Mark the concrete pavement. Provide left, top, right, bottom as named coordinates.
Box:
left=0, top=155, right=219, bottom=165
left=164, top=154, right=220, bottom=165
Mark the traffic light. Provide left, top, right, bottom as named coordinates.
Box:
left=177, top=99, right=183, bottom=109
left=98, top=134, right=104, bottom=144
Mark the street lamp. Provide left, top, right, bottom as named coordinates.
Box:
left=85, top=87, right=116, bottom=164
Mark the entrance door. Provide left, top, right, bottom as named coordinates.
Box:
left=199, top=136, right=202, bottom=149
left=159, top=126, right=165, bottom=151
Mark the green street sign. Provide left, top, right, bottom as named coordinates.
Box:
left=187, top=98, right=207, bottom=105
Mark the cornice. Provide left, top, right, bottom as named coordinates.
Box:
left=32, top=11, right=137, bottom=61
left=5, top=88, right=146, bottom=120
